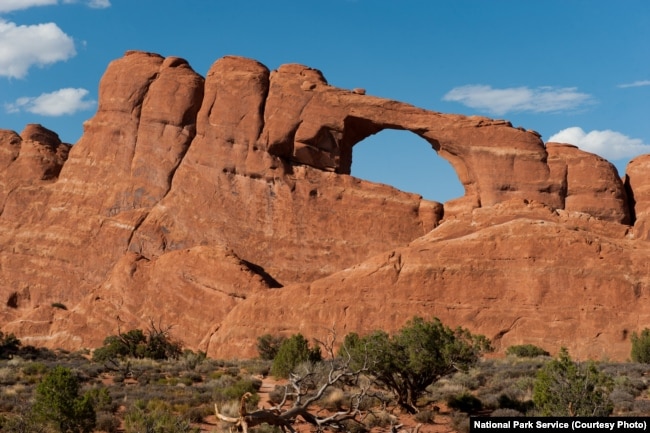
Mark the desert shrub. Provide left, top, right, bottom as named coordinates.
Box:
left=533, top=348, right=613, bottom=416
left=496, top=393, right=534, bottom=414
left=254, top=424, right=284, bottom=433
left=183, top=405, right=212, bottom=423
left=212, top=376, right=260, bottom=406
left=16, top=345, right=57, bottom=361
left=600, top=361, right=650, bottom=379
left=447, top=392, right=483, bottom=414
left=111, top=374, right=124, bottom=383
left=474, top=378, right=532, bottom=412
left=217, top=399, right=241, bottom=418
left=182, top=370, right=203, bottom=383
left=321, top=387, right=346, bottom=411
left=427, top=377, right=469, bottom=403
left=358, top=392, right=389, bottom=412
left=495, top=359, right=545, bottom=380
left=363, top=410, right=395, bottom=428
left=95, top=412, right=120, bottom=433
left=271, top=333, right=321, bottom=378
left=342, top=419, right=368, bottom=433
left=181, top=349, right=206, bottom=371
left=475, top=392, right=499, bottom=410
left=124, top=400, right=199, bottom=433
left=413, top=409, right=435, bottom=424
left=0, top=331, right=21, bottom=359
left=225, top=366, right=241, bottom=376
left=633, top=399, right=650, bottom=414
left=609, top=388, right=635, bottom=412
left=257, top=334, right=286, bottom=360
left=0, top=366, right=18, bottom=386
left=449, top=369, right=484, bottom=390
left=32, top=365, right=96, bottom=433
left=158, top=375, right=193, bottom=386
left=21, top=361, right=48, bottom=376
left=93, top=324, right=182, bottom=362
left=77, top=362, right=104, bottom=380
left=191, top=387, right=215, bottom=406
left=0, top=390, right=21, bottom=413
left=631, top=328, right=650, bottom=363
left=506, top=344, right=550, bottom=358
left=345, top=316, right=491, bottom=414
left=0, top=410, right=53, bottom=433
left=269, top=384, right=287, bottom=404
left=240, top=358, right=272, bottom=376
left=490, top=408, right=523, bottom=417
left=93, top=329, right=146, bottom=362
left=619, top=376, right=648, bottom=395
left=450, top=412, right=470, bottom=433
left=85, top=386, right=113, bottom=413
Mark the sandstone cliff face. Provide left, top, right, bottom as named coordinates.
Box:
left=209, top=200, right=647, bottom=360
left=626, top=155, right=650, bottom=241
left=0, top=50, right=648, bottom=360
left=547, top=142, right=629, bottom=224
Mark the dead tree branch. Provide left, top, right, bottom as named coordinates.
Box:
left=215, top=329, right=370, bottom=432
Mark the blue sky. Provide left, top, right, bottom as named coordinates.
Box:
left=0, top=1, right=648, bottom=202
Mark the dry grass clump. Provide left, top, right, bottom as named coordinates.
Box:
left=450, top=412, right=470, bottom=433
left=0, top=367, right=17, bottom=386
left=427, top=378, right=468, bottom=403
left=363, top=409, right=396, bottom=428
left=490, top=408, right=523, bottom=417
left=413, top=408, right=436, bottom=424
left=217, top=399, right=241, bottom=418
left=322, top=387, right=346, bottom=411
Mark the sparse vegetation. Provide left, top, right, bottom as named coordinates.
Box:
left=257, top=333, right=286, bottom=360
left=447, top=392, right=483, bottom=414
left=2, top=319, right=650, bottom=430
left=123, top=399, right=199, bottom=433
left=270, top=333, right=322, bottom=378
left=533, top=347, right=613, bottom=416
left=631, top=328, right=650, bottom=364
left=32, top=365, right=96, bottom=433
left=92, top=322, right=183, bottom=363
left=0, top=331, right=21, bottom=359
left=345, top=316, right=492, bottom=413
left=506, top=344, right=550, bottom=358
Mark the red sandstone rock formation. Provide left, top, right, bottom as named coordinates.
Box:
left=547, top=142, right=629, bottom=224
left=626, top=155, right=650, bottom=241
left=0, top=50, right=648, bottom=360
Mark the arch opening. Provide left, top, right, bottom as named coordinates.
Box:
left=350, top=129, right=464, bottom=203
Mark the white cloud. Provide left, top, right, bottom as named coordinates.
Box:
left=0, top=0, right=57, bottom=13
left=0, top=0, right=111, bottom=12
left=5, top=88, right=95, bottom=116
left=0, top=19, right=75, bottom=78
left=618, top=80, right=650, bottom=89
left=548, top=127, right=650, bottom=161
left=62, top=0, right=111, bottom=8
left=442, top=85, right=595, bottom=116
left=87, top=0, right=110, bottom=8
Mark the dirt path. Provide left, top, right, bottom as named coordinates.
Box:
left=197, top=376, right=284, bottom=432
left=257, top=375, right=283, bottom=408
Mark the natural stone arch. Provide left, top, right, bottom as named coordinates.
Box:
left=232, top=58, right=627, bottom=222
left=260, top=63, right=563, bottom=214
